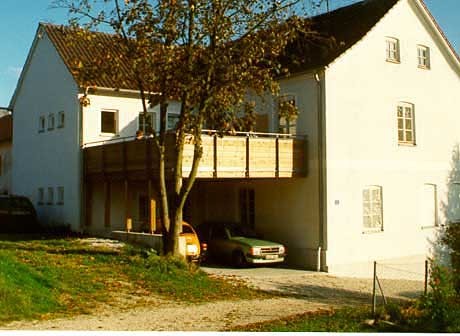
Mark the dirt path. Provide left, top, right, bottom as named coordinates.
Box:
left=2, top=268, right=424, bottom=331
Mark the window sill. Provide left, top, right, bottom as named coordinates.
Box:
left=57, top=202, right=64, bottom=205
left=38, top=130, right=45, bottom=133
left=386, top=59, right=400, bottom=64
left=362, top=229, right=384, bottom=235
left=47, top=128, right=54, bottom=131
left=99, top=133, right=119, bottom=137
left=398, top=142, right=416, bottom=147
left=422, top=225, right=438, bottom=230
left=418, top=65, right=430, bottom=70
left=57, top=125, right=64, bottom=129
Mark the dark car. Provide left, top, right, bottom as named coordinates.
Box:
left=197, top=222, right=286, bottom=267
left=0, top=195, right=40, bottom=233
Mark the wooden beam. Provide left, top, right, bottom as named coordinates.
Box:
left=124, top=180, right=132, bottom=232
left=147, top=180, right=156, bottom=233
left=104, top=180, right=111, bottom=228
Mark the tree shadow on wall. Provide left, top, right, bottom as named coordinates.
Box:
left=432, top=143, right=460, bottom=267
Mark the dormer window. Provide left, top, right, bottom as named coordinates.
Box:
left=417, top=45, right=430, bottom=69
left=386, top=37, right=400, bottom=63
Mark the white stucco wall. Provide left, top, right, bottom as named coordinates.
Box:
left=323, top=0, right=460, bottom=274
left=11, top=28, right=82, bottom=230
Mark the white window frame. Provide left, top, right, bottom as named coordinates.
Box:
left=417, top=45, right=430, bottom=69
left=47, top=187, right=54, bottom=205
left=48, top=113, right=55, bottom=131
left=278, top=94, right=297, bottom=135
left=100, top=109, right=119, bottom=135
left=39, top=116, right=46, bottom=133
left=38, top=188, right=44, bottom=205
left=397, top=102, right=416, bottom=145
left=57, top=111, right=65, bottom=128
left=363, top=186, right=384, bottom=232
left=57, top=186, right=64, bottom=205
left=386, top=37, right=400, bottom=63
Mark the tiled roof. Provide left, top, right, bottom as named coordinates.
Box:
left=42, top=23, right=137, bottom=90
left=282, top=0, right=400, bottom=72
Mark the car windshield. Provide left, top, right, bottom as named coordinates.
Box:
left=227, top=225, right=257, bottom=238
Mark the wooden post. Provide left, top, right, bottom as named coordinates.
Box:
left=372, top=261, right=377, bottom=316
left=245, top=134, right=250, bottom=178
left=213, top=135, right=217, bottom=178
left=148, top=180, right=156, bottom=234
left=104, top=180, right=111, bottom=228
left=124, top=180, right=132, bottom=232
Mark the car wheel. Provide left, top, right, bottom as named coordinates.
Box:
left=232, top=250, right=246, bottom=268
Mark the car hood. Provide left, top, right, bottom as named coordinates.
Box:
left=230, top=236, right=282, bottom=247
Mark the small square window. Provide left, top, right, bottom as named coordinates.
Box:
left=39, top=116, right=45, bottom=133
left=47, top=187, right=54, bottom=205
left=386, top=37, right=400, bottom=63
left=101, top=110, right=118, bottom=134
left=38, top=188, right=44, bottom=205
left=57, top=111, right=65, bottom=128
left=48, top=113, right=55, bottom=131
left=417, top=45, right=430, bottom=69
left=57, top=186, right=64, bottom=205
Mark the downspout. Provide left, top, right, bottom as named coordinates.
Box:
left=78, top=92, right=85, bottom=232
left=314, top=70, right=327, bottom=272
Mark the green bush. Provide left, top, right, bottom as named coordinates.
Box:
left=422, top=264, right=460, bottom=332
left=444, top=222, right=460, bottom=293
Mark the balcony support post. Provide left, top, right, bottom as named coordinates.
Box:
left=213, top=135, right=217, bottom=178
left=124, top=179, right=132, bottom=232
left=148, top=179, right=156, bottom=234
left=275, top=136, right=280, bottom=178
left=245, top=134, right=250, bottom=178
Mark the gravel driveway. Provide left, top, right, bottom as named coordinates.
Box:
left=2, top=266, right=424, bottom=331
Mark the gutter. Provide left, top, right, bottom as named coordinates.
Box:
left=314, top=68, right=327, bottom=272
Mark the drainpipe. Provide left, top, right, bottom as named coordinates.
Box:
left=78, top=92, right=85, bottom=232
left=314, top=70, right=326, bottom=272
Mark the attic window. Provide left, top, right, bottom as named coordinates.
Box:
left=386, top=37, right=400, bottom=63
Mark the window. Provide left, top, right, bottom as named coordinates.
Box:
left=38, top=188, right=44, bottom=205
left=420, top=184, right=437, bottom=228
left=47, top=187, right=54, bottom=205
left=363, top=186, right=383, bottom=231
left=138, top=112, right=155, bottom=134
left=167, top=112, right=180, bottom=130
left=240, top=188, right=255, bottom=229
left=101, top=110, right=118, bottom=134
left=39, top=116, right=45, bottom=133
left=278, top=94, right=297, bottom=135
left=57, top=111, right=65, bottom=128
left=48, top=113, right=55, bottom=130
left=397, top=102, right=416, bottom=145
left=386, top=37, right=400, bottom=63
left=57, top=186, right=64, bottom=205
left=417, top=45, right=430, bottom=69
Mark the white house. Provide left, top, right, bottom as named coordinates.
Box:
left=9, top=0, right=460, bottom=276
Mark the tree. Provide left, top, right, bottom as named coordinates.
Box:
left=54, top=0, right=312, bottom=256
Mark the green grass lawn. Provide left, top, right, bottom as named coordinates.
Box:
left=0, top=235, right=265, bottom=323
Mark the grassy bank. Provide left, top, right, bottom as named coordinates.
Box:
left=0, top=235, right=263, bottom=323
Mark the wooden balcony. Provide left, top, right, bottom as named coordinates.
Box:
left=83, top=131, right=307, bottom=181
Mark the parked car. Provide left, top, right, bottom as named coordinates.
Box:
left=0, top=195, right=40, bottom=233
left=197, top=222, right=286, bottom=267
left=181, top=221, right=207, bottom=263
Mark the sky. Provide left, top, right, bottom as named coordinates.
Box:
left=0, top=0, right=459, bottom=107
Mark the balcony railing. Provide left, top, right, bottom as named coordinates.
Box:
left=83, top=131, right=307, bottom=180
